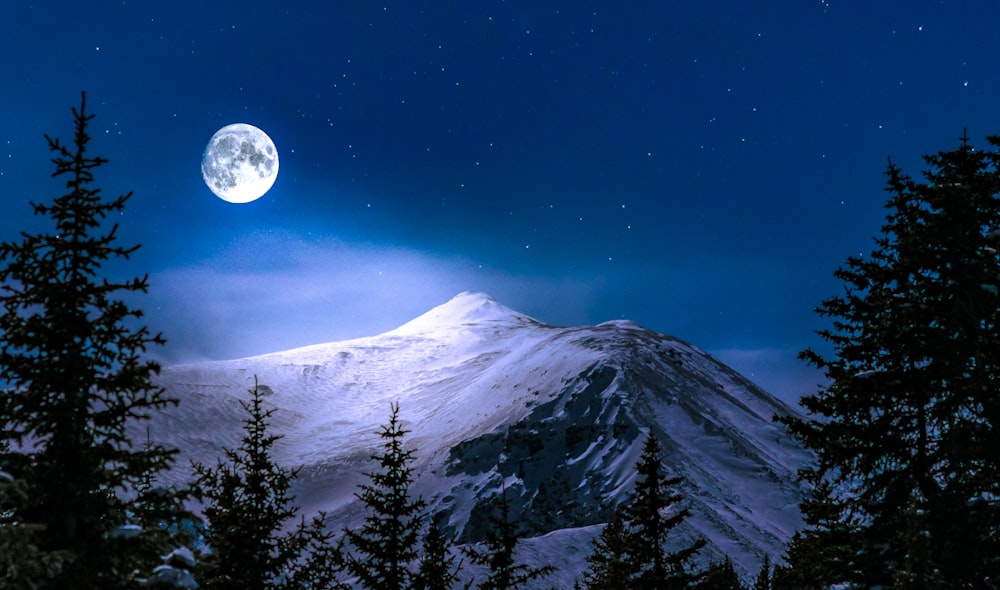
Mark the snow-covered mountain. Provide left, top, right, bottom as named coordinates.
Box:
left=150, top=291, right=812, bottom=585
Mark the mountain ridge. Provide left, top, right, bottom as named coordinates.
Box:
left=149, top=292, right=812, bottom=585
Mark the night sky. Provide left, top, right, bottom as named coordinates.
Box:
left=2, top=2, right=999, bottom=405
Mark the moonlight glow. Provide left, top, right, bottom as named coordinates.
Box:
left=201, top=123, right=279, bottom=204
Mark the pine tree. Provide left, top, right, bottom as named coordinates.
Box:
left=463, top=487, right=554, bottom=590
left=413, top=520, right=461, bottom=590
left=697, top=556, right=744, bottom=590
left=771, top=477, right=857, bottom=589
left=343, top=402, right=427, bottom=590
left=193, top=377, right=338, bottom=589
left=128, top=428, right=201, bottom=588
left=751, top=554, right=770, bottom=590
left=0, top=471, right=65, bottom=588
left=582, top=511, right=631, bottom=590
left=780, top=132, right=1000, bottom=586
left=621, top=433, right=704, bottom=590
left=890, top=496, right=947, bottom=590
left=0, top=92, right=186, bottom=588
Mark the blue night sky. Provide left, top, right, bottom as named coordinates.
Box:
left=2, top=1, right=998, bottom=405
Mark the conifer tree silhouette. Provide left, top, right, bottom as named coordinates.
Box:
left=0, top=92, right=188, bottom=588
left=193, top=377, right=339, bottom=589
left=697, top=556, right=744, bottom=589
left=751, top=554, right=771, bottom=590
left=620, top=433, right=703, bottom=590
left=582, top=511, right=631, bottom=590
left=413, top=519, right=462, bottom=590
left=343, top=402, right=427, bottom=590
left=781, top=132, right=1000, bottom=586
left=463, top=485, right=553, bottom=590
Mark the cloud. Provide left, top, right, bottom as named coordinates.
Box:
left=134, top=229, right=829, bottom=413
left=141, top=231, right=603, bottom=364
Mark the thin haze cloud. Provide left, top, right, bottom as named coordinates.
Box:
left=143, top=232, right=599, bottom=363
left=135, top=231, right=819, bottom=407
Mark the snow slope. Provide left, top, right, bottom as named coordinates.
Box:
left=150, top=291, right=813, bottom=585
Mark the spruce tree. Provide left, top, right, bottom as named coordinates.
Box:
left=0, top=92, right=185, bottom=588
left=781, top=132, right=1000, bottom=586
left=192, top=378, right=337, bottom=590
left=463, top=487, right=554, bottom=590
left=582, top=511, right=631, bottom=590
left=751, top=554, right=770, bottom=590
left=697, top=556, right=743, bottom=590
left=413, top=520, right=461, bottom=590
left=621, top=433, right=703, bottom=590
left=343, top=402, right=427, bottom=590
left=0, top=471, right=65, bottom=588
left=771, top=477, right=857, bottom=588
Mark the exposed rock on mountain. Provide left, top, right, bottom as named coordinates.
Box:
left=151, top=291, right=812, bottom=583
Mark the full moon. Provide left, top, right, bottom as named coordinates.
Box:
left=201, top=123, right=279, bottom=203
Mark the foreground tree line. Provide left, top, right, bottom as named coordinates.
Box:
left=188, top=381, right=748, bottom=590
left=4, top=97, right=1000, bottom=588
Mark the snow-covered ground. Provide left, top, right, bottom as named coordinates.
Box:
left=150, top=291, right=813, bottom=585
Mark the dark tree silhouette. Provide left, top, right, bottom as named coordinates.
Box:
left=771, top=477, right=857, bottom=589
left=582, top=511, right=631, bottom=590
left=343, top=402, right=427, bottom=590
left=751, top=554, right=771, bottom=590
left=463, top=487, right=554, bottom=590
left=582, top=433, right=704, bottom=590
left=781, top=132, right=1000, bottom=587
left=0, top=471, right=65, bottom=588
left=697, top=556, right=744, bottom=590
left=621, top=433, right=703, bottom=590
left=0, top=92, right=187, bottom=588
left=193, top=378, right=339, bottom=589
left=413, top=520, right=462, bottom=590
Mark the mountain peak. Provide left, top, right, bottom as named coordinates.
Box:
left=153, top=290, right=811, bottom=586
left=387, top=291, right=540, bottom=335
